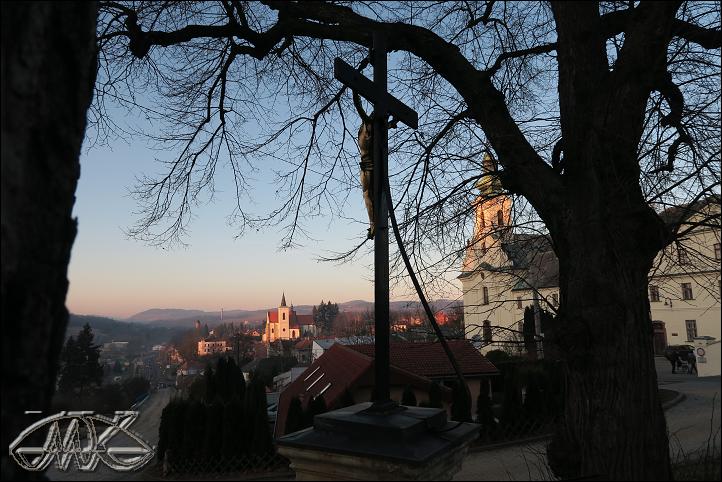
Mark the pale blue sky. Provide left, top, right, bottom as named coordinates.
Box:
left=67, top=35, right=474, bottom=320
left=66, top=132, right=381, bottom=318
left=66, top=120, right=464, bottom=319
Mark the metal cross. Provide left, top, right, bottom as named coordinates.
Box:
left=334, top=31, right=418, bottom=410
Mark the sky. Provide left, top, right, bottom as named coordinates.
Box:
left=66, top=112, right=464, bottom=320
left=67, top=135, right=370, bottom=318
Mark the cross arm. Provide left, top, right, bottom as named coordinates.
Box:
left=334, top=58, right=418, bottom=129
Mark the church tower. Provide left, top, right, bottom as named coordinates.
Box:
left=463, top=152, right=511, bottom=272
left=278, top=292, right=291, bottom=339
left=474, top=152, right=510, bottom=231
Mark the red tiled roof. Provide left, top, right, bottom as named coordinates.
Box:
left=268, top=309, right=302, bottom=329
left=294, top=314, right=314, bottom=326
left=294, top=339, right=312, bottom=350
left=274, top=344, right=450, bottom=438
left=347, top=340, right=498, bottom=378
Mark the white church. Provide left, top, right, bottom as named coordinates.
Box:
left=262, top=293, right=317, bottom=342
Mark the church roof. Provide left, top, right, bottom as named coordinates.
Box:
left=657, top=195, right=721, bottom=232
left=500, top=233, right=553, bottom=270
left=292, top=313, right=314, bottom=326
left=458, top=232, right=560, bottom=289
left=281, top=292, right=287, bottom=307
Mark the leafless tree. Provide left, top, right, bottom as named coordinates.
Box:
left=2, top=2, right=97, bottom=479
left=93, top=1, right=720, bottom=479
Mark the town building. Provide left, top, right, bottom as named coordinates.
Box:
left=102, top=341, right=129, bottom=352
left=262, top=293, right=317, bottom=342
left=274, top=340, right=498, bottom=438
left=272, top=366, right=309, bottom=392
left=649, top=198, right=721, bottom=350
left=311, top=336, right=376, bottom=362
left=459, top=153, right=721, bottom=356
left=292, top=339, right=313, bottom=365
left=274, top=343, right=451, bottom=438
left=197, top=338, right=231, bottom=356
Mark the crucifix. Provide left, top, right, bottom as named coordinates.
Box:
left=334, top=31, right=418, bottom=411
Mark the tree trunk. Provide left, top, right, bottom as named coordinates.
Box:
left=1, top=2, right=96, bottom=479
left=547, top=191, right=672, bottom=480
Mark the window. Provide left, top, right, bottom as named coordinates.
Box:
left=715, top=243, right=721, bottom=261
left=497, top=210, right=504, bottom=226
left=516, top=297, right=522, bottom=309
left=678, top=246, right=690, bottom=265
left=482, top=287, right=489, bottom=305
left=551, top=293, right=559, bottom=307
left=283, top=328, right=286, bottom=332
left=681, top=283, right=693, bottom=300
left=479, top=212, right=485, bottom=228
left=282, top=312, right=286, bottom=320
left=483, top=320, right=492, bottom=342
left=649, top=285, right=660, bottom=302
left=685, top=320, right=697, bottom=341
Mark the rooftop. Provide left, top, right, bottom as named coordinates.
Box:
left=274, top=343, right=454, bottom=438
left=347, top=340, right=498, bottom=379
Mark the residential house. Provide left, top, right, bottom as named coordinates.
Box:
left=293, top=339, right=313, bottom=365
left=346, top=340, right=499, bottom=416
left=649, top=198, right=721, bottom=350
left=311, top=336, right=376, bottom=362
left=275, top=340, right=498, bottom=438
left=273, top=366, right=309, bottom=392
left=274, top=343, right=453, bottom=438
left=197, top=338, right=231, bottom=356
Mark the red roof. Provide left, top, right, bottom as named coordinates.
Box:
left=294, top=314, right=314, bottom=326
left=267, top=309, right=303, bottom=329
left=347, top=340, right=498, bottom=378
left=274, top=344, right=450, bottom=438
left=294, top=339, right=312, bottom=350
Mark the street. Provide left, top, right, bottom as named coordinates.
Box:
left=45, top=387, right=175, bottom=481
left=454, top=357, right=721, bottom=480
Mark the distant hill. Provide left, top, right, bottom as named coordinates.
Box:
left=125, top=299, right=462, bottom=327
left=125, top=308, right=272, bottom=327
left=67, top=314, right=186, bottom=348
left=127, top=308, right=208, bottom=322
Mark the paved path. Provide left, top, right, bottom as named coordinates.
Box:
left=45, top=387, right=175, bottom=481
left=454, top=357, right=720, bottom=481
left=655, top=356, right=721, bottom=461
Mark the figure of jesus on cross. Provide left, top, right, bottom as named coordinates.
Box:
left=334, top=31, right=418, bottom=411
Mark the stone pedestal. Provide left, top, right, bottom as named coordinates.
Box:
left=277, top=402, right=479, bottom=481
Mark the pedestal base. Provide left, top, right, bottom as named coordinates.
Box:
left=277, top=402, right=479, bottom=481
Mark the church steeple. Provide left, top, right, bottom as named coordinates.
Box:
left=281, top=292, right=287, bottom=307
left=476, top=152, right=503, bottom=196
